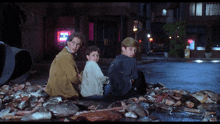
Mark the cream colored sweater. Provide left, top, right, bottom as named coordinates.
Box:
left=80, top=61, right=109, bottom=97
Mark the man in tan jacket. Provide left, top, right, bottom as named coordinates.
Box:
left=45, top=32, right=85, bottom=99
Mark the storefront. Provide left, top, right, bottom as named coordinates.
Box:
left=186, top=24, right=220, bottom=58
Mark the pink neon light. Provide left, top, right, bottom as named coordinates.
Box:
left=89, top=23, right=94, bottom=41
left=188, top=39, right=193, bottom=44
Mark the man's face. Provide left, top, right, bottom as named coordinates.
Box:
left=67, top=37, right=81, bottom=53
left=86, top=51, right=100, bottom=63
left=121, top=46, right=137, bottom=58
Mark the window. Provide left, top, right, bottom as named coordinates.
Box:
left=206, top=3, right=220, bottom=16
left=189, top=2, right=203, bottom=16
left=162, top=9, right=167, bottom=16
left=173, top=8, right=179, bottom=18
left=139, top=3, right=146, bottom=16
left=196, top=3, right=202, bottom=16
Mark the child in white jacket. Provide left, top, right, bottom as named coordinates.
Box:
left=80, top=46, right=110, bottom=99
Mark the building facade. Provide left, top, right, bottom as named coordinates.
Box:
left=144, top=2, right=220, bottom=58
left=1, top=2, right=219, bottom=61
left=0, top=2, right=142, bottom=62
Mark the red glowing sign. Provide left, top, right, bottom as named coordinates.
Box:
left=57, top=31, right=71, bottom=42
left=149, top=38, right=153, bottom=42
left=188, top=39, right=193, bottom=44
left=139, top=40, right=142, bottom=43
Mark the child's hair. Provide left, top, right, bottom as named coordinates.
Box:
left=121, top=37, right=139, bottom=48
left=66, top=32, right=86, bottom=46
left=86, top=45, right=101, bottom=55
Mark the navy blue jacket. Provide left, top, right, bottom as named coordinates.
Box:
left=108, top=54, right=138, bottom=96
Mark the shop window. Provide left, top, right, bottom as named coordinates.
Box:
left=188, top=39, right=195, bottom=50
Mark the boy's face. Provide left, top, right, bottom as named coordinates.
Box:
left=121, top=46, right=137, bottom=58
left=67, top=37, right=81, bottom=53
left=86, top=51, right=100, bottom=63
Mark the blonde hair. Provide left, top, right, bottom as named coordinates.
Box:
left=121, top=37, right=139, bottom=48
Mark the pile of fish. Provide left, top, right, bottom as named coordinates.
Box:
left=0, top=82, right=220, bottom=122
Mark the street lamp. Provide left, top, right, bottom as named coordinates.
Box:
left=133, top=26, right=138, bottom=40
left=133, top=26, right=138, bottom=32
left=169, top=36, right=172, bottom=39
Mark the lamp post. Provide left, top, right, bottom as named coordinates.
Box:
left=133, top=25, right=138, bottom=40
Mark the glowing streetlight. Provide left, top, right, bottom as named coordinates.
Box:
left=133, top=26, right=137, bottom=32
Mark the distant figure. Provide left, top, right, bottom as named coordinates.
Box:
left=108, top=37, right=147, bottom=98
left=45, top=32, right=85, bottom=99
left=80, top=46, right=110, bottom=99
left=2, top=3, right=26, bottom=48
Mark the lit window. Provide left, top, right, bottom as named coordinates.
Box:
left=196, top=3, right=202, bottom=16
left=206, top=3, right=220, bottom=16
left=189, top=3, right=203, bottom=16
left=162, top=9, right=167, bottom=16
left=189, top=3, right=195, bottom=16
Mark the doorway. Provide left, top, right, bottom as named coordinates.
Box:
left=96, top=21, right=118, bottom=58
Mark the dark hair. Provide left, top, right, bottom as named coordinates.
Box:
left=66, top=32, right=86, bottom=46
left=86, top=45, right=101, bottom=55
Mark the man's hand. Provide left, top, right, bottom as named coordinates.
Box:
left=78, top=73, right=82, bottom=79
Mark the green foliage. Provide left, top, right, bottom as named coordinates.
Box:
left=163, top=21, right=187, bottom=58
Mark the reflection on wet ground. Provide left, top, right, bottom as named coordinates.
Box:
left=140, top=61, right=220, bottom=94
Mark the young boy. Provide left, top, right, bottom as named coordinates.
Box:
left=108, top=37, right=146, bottom=97
left=80, top=46, right=110, bottom=99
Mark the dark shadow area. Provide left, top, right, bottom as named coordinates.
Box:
left=10, top=48, right=32, bottom=80
left=0, top=44, right=5, bottom=77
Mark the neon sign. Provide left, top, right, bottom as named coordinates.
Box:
left=188, top=39, right=195, bottom=50
left=57, top=31, right=71, bottom=42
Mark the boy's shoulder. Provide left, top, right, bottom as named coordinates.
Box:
left=110, top=55, right=136, bottom=66
left=86, top=61, right=99, bottom=67
left=116, top=54, right=136, bottom=62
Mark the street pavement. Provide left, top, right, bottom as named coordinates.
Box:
left=5, top=54, right=220, bottom=122
left=139, top=58, right=220, bottom=94
left=15, top=54, right=220, bottom=95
